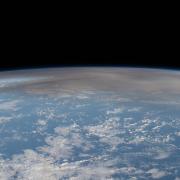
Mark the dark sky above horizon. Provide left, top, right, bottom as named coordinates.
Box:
left=0, top=56, right=179, bottom=70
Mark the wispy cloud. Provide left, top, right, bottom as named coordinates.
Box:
left=0, top=100, right=21, bottom=111
left=127, top=107, right=142, bottom=112
left=0, top=116, right=12, bottom=124
left=106, top=107, right=124, bottom=115
left=147, top=168, right=166, bottom=179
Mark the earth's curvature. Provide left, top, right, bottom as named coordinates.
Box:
left=0, top=67, right=180, bottom=180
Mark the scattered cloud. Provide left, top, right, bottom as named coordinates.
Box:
left=36, top=108, right=56, bottom=120
left=39, top=123, right=93, bottom=161
left=0, top=148, right=120, bottom=180
left=85, top=117, right=123, bottom=149
left=0, top=120, right=123, bottom=179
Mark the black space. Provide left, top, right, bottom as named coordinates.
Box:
left=1, top=4, right=179, bottom=71
left=1, top=20, right=178, bottom=71
left=1, top=28, right=178, bottom=70
left=0, top=55, right=179, bottom=71
left=1, top=17, right=178, bottom=71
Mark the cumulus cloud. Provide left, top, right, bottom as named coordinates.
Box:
left=0, top=150, right=60, bottom=180
left=38, top=123, right=93, bottom=161
left=85, top=117, right=124, bottom=150
left=0, top=149, right=120, bottom=179
left=0, top=120, right=124, bottom=179
left=36, top=119, right=47, bottom=126
left=0, top=112, right=178, bottom=179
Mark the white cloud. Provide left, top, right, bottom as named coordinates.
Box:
left=116, top=97, right=132, bottom=102
left=39, top=123, right=92, bottom=161
left=0, top=100, right=21, bottom=111
left=0, top=150, right=121, bottom=180
left=141, top=100, right=180, bottom=105
left=154, top=151, right=170, bottom=160
left=175, top=132, right=180, bottom=136
left=35, top=119, right=48, bottom=134
left=128, top=136, right=145, bottom=144
left=0, top=117, right=176, bottom=180
left=86, top=117, right=120, bottom=137
left=0, top=121, right=123, bottom=179
left=0, top=101, right=177, bottom=180
left=106, top=108, right=124, bottom=115
left=127, top=107, right=141, bottom=112
left=39, top=135, right=74, bottom=160
left=76, top=94, right=89, bottom=99
left=0, top=149, right=61, bottom=180
left=36, top=108, right=56, bottom=120
left=124, top=117, right=133, bottom=121
left=0, top=116, right=12, bottom=124
left=85, top=117, right=123, bottom=149
left=36, top=119, right=47, bottom=126
left=147, top=168, right=166, bottom=179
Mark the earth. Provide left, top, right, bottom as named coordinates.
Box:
left=0, top=67, right=180, bottom=180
